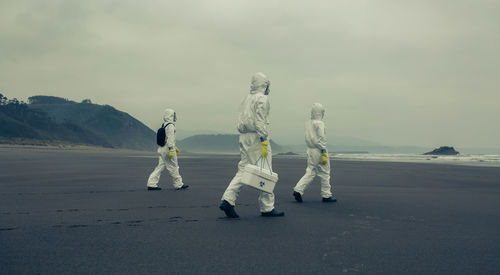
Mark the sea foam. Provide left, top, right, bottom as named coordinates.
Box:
left=332, top=153, right=500, bottom=167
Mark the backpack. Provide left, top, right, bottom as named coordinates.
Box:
left=156, top=123, right=172, bottom=147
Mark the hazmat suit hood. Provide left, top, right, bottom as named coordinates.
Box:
left=250, top=72, right=271, bottom=95
left=311, top=103, right=325, bottom=120
left=163, top=108, right=177, bottom=123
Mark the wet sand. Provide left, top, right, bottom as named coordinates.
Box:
left=1, top=147, right=499, bottom=274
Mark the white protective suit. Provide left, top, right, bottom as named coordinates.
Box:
left=147, top=109, right=184, bottom=189
left=293, top=103, right=333, bottom=198
left=221, top=72, right=275, bottom=212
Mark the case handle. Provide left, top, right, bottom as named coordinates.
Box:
left=254, top=157, right=273, bottom=175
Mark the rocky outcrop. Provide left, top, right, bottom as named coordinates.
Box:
left=423, top=146, right=459, bottom=155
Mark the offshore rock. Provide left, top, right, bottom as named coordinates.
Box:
left=423, top=146, right=459, bottom=155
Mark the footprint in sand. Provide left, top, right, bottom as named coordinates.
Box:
left=67, top=224, right=88, bottom=228
left=0, top=227, right=18, bottom=231
left=169, top=216, right=183, bottom=222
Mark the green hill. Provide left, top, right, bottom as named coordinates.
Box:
left=0, top=95, right=155, bottom=150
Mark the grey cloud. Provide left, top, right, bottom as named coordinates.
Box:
left=0, top=0, right=499, bottom=148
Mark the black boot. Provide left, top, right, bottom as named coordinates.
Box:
left=322, top=197, right=337, bottom=203
left=261, top=209, right=285, bottom=217
left=293, top=191, right=303, bottom=202
left=219, top=200, right=239, bottom=218
left=176, top=185, right=189, bottom=190
left=147, top=187, right=162, bottom=191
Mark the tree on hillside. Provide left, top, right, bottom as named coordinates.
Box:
left=8, top=98, right=20, bottom=105
left=0, top=93, right=7, bottom=105
left=0, top=94, right=26, bottom=106
left=28, top=96, right=72, bottom=105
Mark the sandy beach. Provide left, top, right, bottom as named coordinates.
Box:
left=1, top=147, right=499, bottom=274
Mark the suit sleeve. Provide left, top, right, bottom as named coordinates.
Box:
left=315, top=121, right=327, bottom=152
left=254, top=96, right=269, bottom=140
left=166, top=124, right=176, bottom=149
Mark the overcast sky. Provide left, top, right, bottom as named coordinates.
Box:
left=1, top=0, right=499, bottom=148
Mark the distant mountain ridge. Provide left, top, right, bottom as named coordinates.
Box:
left=0, top=95, right=155, bottom=150
left=177, top=134, right=287, bottom=153
left=0, top=94, right=289, bottom=153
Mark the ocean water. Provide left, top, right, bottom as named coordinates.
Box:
left=332, top=153, right=500, bottom=167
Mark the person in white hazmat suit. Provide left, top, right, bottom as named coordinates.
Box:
left=147, top=108, right=189, bottom=191
left=219, top=72, right=285, bottom=218
left=292, top=103, right=337, bottom=203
